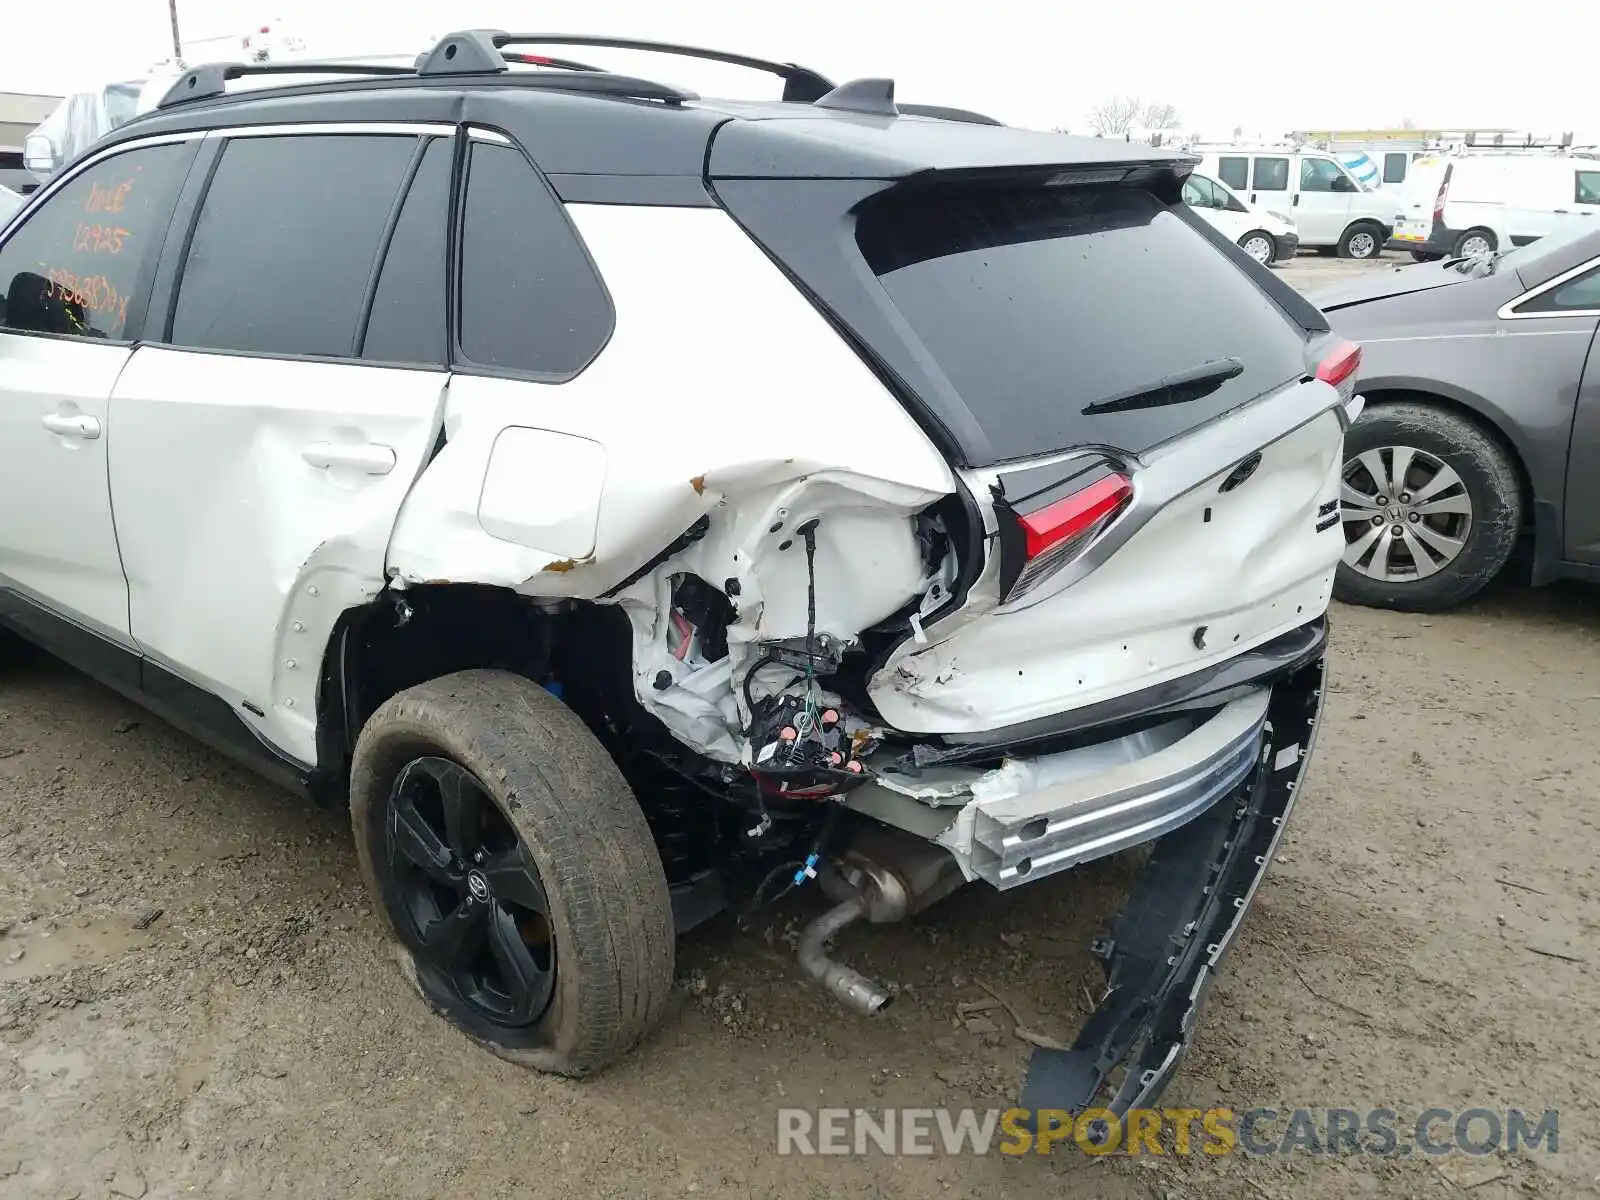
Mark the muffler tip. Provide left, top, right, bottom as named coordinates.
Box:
left=796, top=894, right=896, bottom=1017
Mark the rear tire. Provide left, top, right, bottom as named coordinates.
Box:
left=1335, top=403, right=1523, bottom=612
left=1453, top=228, right=1497, bottom=259
left=350, top=669, right=675, bottom=1077
left=1338, top=222, right=1385, bottom=260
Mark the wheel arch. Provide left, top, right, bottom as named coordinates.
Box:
left=311, top=584, right=584, bottom=806
left=1353, top=385, right=1540, bottom=539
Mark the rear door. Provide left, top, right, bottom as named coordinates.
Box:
left=0, top=136, right=197, bottom=654
left=107, top=127, right=454, bottom=766
left=1520, top=259, right=1600, bottom=561
left=1295, top=154, right=1355, bottom=245
left=1247, top=153, right=1292, bottom=221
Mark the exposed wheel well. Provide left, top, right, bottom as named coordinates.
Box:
left=315, top=585, right=621, bottom=798
left=309, top=583, right=820, bottom=908
left=1356, top=389, right=1535, bottom=527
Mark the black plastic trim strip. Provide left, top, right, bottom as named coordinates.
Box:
left=547, top=173, right=717, bottom=207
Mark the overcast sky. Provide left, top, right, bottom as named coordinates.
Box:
left=2, top=0, right=1590, bottom=138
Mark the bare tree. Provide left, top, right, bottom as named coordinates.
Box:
left=1139, top=101, right=1180, bottom=130
left=1398, top=116, right=1418, bottom=130
left=1087, top=96, right=1182, bottom=137
left=1087, top=95, right=1142, bottom=137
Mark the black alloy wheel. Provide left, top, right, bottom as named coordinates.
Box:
left=382, top=755, right=556, bottom=1028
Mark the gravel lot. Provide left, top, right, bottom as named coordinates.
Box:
left=3, top=253, right=1598, bottom=1200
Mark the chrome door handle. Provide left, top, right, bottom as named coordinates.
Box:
left=301, top=441, right=396, bottom=476
left=41, top=412, right=102, bottom=439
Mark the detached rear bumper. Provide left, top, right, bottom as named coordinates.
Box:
left=1018, top=655, right=1324, bottom=1119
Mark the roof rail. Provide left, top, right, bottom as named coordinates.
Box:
left=486, top=32, right=835, bottom=101
left=158, top=60, right=414, bottom=108
left=155, top=37, right=696, bottom=111
left=897, top=103, right=1003, bottom=126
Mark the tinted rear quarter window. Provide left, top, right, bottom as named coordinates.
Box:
left=169, top=133, right=417, bottom=357
left=855, top=183, right=1309, bottom=462
left=362, top=135, right=452, bottom=366
left=1383, top=152, right=1408, bottom=184
left=457, top=141, right=612, bottom=378
left=1217, top=157, right=1248, bottom=190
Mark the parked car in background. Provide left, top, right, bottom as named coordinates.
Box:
left=1181, top=170, right=1299, bottom=264
left=1390, top=153, right=1600, bottom=261
left=1195, top=145, right=1393, bottom=258
left=1314, top=226, right=1600, bottom=610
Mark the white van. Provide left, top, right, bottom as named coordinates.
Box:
left=1196, top=147, right=1394, bottom=258
left=1181, top=171, right=1299, bottom=265
left=1389, top=153, right=1600, bottom=259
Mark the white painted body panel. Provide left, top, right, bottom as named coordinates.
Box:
left=388, top=204, right=955, bottom=760
left=108, top=348, right=447, bottom=764
left=389, top=201, right=1345, bottom=761
left=869, top=410, right=1345, bottom=733
left=0, top=335, right=135, bottom=645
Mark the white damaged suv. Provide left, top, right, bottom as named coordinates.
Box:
left=0, top=31, right=1358, bottom=1117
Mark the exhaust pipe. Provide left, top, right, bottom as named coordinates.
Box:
left=796, top=894, right=894, bottom=1016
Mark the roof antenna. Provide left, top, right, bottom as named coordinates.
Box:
left=813, top=77, right=898, bottom=118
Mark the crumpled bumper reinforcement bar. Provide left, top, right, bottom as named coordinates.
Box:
left=1017, top=656, right=1325, bottom=1124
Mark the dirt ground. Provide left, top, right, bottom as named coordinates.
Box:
left=4, top=253, right=1599, bottom=1199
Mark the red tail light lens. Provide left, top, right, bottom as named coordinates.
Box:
left=1433, top=172, right=1451, bottom=221
left=1315, top=339, right=1361, bottom=386
left=1003, top=472, right=1133, bottom=604
left=1315, top=338, right=1362, bottom=406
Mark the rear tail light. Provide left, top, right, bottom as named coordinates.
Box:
left=997, top=471, right=1133, bottom=605
left=1432, top=170, right=1451, bottom=221
left=1315, top=338, right=1362, bottom=406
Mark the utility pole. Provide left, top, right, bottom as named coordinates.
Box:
left=167, top=0, right=183, bottom=61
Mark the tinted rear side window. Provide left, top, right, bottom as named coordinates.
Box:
left=170, top=134, right=417, bottom=357
left=1217, top=156, right=1248, bottom=190
left=855, top=184, right=1308, bottom=462
left=457, top=142, right=612, bottom=378
left=362, top=136, right=452, bottom=366
left=1252, top=157, right=1289, bottom=191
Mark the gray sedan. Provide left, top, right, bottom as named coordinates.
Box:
left=1313, top=228, right=1600, bottom=611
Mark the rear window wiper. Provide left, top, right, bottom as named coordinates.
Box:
left=1082, top=357, right=1244, bottom=416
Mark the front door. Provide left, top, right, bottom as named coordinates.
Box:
left=0, top=138, right=197, bottom=655
left=107, top=128, right=454, bottom=766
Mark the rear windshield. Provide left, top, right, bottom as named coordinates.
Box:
left=856, top=184, right=1309, bottom=462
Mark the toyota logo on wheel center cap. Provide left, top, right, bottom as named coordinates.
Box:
left=466, top=870, right=491, bottom=903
